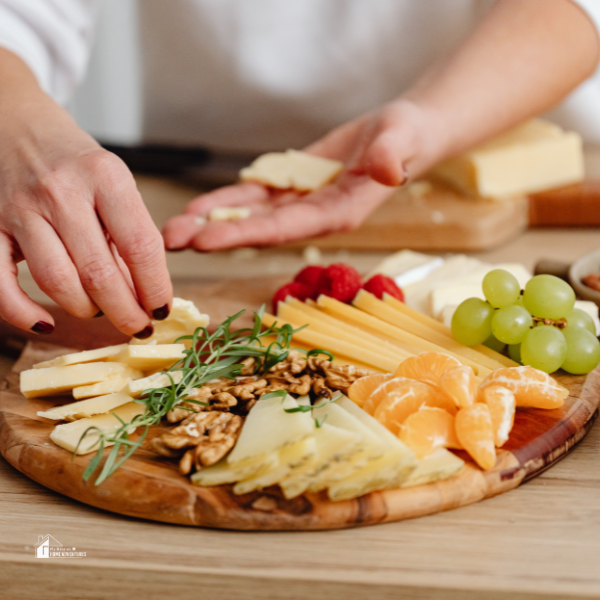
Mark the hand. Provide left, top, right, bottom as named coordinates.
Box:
left=0, top=50, right=172, bottom=337
left=163, top=100, right=438, bottom=251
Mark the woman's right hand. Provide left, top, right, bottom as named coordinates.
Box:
left=0, top=49, right=173, bottom=338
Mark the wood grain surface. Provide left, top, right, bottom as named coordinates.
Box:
left=0, top=279, right=598, bottom=531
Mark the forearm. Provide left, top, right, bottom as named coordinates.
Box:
left=405, top=0, right=600, bottom=173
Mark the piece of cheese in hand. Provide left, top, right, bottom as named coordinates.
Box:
left=72, top=368, right=144, bottom=399
left=33, top=344, right=128, bottom=369
left=121, top=370, right=185, bottom=397
left=209, top=207, right=251, bottom=222
left=50, top=402, right=145, bottom=454
left=240, top=149, right=343, bottom=192
left=112, top=344, right=185, bottom=371
left=431, top=119, right=584, bottom=199
left=20, top=362, right=129, bottom=398
left=38, top=392, right=135, bottom=421
left=130, top=298, right=209, bottom=346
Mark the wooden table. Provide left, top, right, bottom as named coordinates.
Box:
left=2, top=176, right=600, bottom=600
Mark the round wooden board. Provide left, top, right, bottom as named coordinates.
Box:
left=0, top=341, right=598, bottom=531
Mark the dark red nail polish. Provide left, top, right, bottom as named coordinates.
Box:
left=152, top=304, right=170, bottom=321
left=133, top=325, right=154, bottom=339
left=31, top=321, right=54, bottom=335
left=94, top=311, right=104, bottom=318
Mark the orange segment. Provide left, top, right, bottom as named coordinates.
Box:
left=363, top=377, right=411, bottom=415
left=479, top=385, right=516, bottom=447
left=455, top=404, right=496, bottom=470
left=440, top=365, right=477, bottom=408
left=395, top=352, right=463, bottom=388
left=479, top=366, right=568, bottom=409
left=348, top=373, right=394, bottom=408
left=373, top=379, right=457, bottom=435
left=398, top=407, right=462, bottom=459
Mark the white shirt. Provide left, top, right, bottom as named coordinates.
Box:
left=1, top=0, right=600, bottom=152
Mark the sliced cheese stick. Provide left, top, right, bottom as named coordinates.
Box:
left=112, top=344, right=185, bottom=371
left=38, top=392, right=134, bottom=421
left=73, top=368, right=144, bottom=399
left=33, top=344, right=128, bottom=369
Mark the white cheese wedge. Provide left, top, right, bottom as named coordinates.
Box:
left=33, top=344, right=128, bottom=369
left=191, top=453, right=280, bottom=487
left=432, top=119, right=584, bottom=199
left=20, top=362, right=129, bottom=398
left=227, top=394, right=314, bottom=471
left=400, top=448, right=465, bottom=488
left=430, top=283, right=485, bottom=320
left=574, top=300, right=600, bottom=335
left=72, top=368, right=144, bottom=399
left=130, top=298, right=210, bottom=346
left=112, top=344, right=185, bottom=371
left=50, top=402, right=145, bottom=454
left=38, top=392, right=135, bottom=421
left=121, top=370, right=185, bottom=397
left=240, top=149, right=343, bottom=192
left=209, top=207, right=251, bottom=222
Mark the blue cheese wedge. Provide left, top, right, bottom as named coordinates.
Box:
left=38, top=392, right=134, bottom=421
left=33, top=344, right=128, bottom=369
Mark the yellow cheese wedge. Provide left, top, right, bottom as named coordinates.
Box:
left=262, top=313, right=397, bottom=373
left=72, top=368, right=144, bottom=399
left=38, top=392, right=135, bottom=421
left=20, top=362, right=130, bottom=398
left=191, top=454, right=280, bottom=487
left=50, top=402, right=145, bottom=454
left=130, top=298, right=209, bottom=346
left=400, top=448, right=464, bottom=488
left=33, top=344, right=129, bottom=369
left=382, top=294, right=517, bottom=368
left=431, top=119, right=584, bottom=199
left=112, top=344, right=185, bottom=371
left=121, top=370, right=185, bottom=397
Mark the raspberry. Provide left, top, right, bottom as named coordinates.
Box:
left=272, top=281, right=315, bottom=313
left=363, top=274, right=405, bottom=302
left=294, top=265, right=326, bottom=289
left=317, top=263, right=363, bottom=304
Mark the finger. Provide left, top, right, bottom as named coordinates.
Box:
left=0, top=232, right=55, bottom=333
left=16, top=215, right=99, bottom=318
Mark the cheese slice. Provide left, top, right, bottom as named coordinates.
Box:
left=33, top=344, right=128, bottom=369
left=432, top=119, right=584, bottom=198
left=20, top=362, right=129, bottom=398
left=209, top=207, right=251, bottom=222
left=38, top=392, right=134, bottom=421
left=400, top=448, right=465, bottom=488
left=191, top=453, right=280, bottom=487
left=112, top=344, right=185, bottom=371
left=130, top=298, right=209, bottom=346
left=50, top=402, right=145, bottom=454
left=121, top=370, right=185, bottom=397
left=240, top=149, right=343, bottom=192
left=72, top=368, right=144, bottom=399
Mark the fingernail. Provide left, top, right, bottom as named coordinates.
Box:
left=31, top=321, right=54, bottom=335
left=94, top=311, right=104, bottom=318
left=133, top=325, right=154, bottom=339
left=152, top=304, right=170, bottom=321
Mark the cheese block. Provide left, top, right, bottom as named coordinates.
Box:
left=209, top=207, right=251, bottom=222
left=130, top=298, right=209, bottom=346
left=50, top=402, right=145, bottom=454
left=112, top=344, right=185, bottom=371
left=33, top=344, right=128, bottom=369
left=368, top=249, right=445, bottom=288
left=431, top=119, right=584, bottom=199
left=121, top=370, right=185, bottom=397
left=400, top=448, right=465, bottom=488
left=38, top=392, right=134, bottom=421
left=20, top=362, right=129, bottom=398
left=430, top=283, right=485, bottom=319
left=240, top=149, right=343, bottom=192
left=72, top=368, right=144, bottom=399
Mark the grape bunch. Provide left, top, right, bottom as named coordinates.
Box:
left=451, top=269, right=600, bottom=374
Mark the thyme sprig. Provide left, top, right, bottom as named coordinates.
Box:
left=75, top=307, right=307, bottom=485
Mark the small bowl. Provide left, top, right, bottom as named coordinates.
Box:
left=569, top=248, right=600, bottom=306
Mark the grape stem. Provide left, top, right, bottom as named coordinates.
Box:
left=531, top=316, right=567, bottom=329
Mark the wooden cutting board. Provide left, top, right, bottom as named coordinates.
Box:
left=0, top=279, right=598, bottom=531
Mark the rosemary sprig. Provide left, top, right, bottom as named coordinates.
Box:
left=75, top=307, right=307, bottom=485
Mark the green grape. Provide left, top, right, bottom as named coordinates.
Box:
left=561, top=327, right=600, bottom=374
left=520, top=325, right=567, bottom=373
left=523, top=274, right=575, bottom=320
left=565, top=308, right=596, bottom=335
left=508, top=343, right=522, bottom=364
left=451, top=298, right=494, bottom=346
left=483, top=334, right=506, bottom=353
left=514, top=295, right=525, bottom=308
left=491, top=305, right=533, bottom=345
left=482, top=269, right=521, bottom=308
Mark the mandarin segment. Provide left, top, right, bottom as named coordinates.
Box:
left=363, top=377, right=411, bottom=415
left=440, top=365, right=477, bottom=408
left=479, top=365, right=568, bottom=409
left=348, top=373, right=394, bottom=408
left=395, top=352, right=462, bottom=388
left=455, top=404, right=496, bottom=470
left=398, top=407, right=461, bottom=459
left=479, top=385, right=516, bottom=447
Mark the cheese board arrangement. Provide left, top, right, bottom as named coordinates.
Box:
left=0, top=257, right=598, bottom=531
